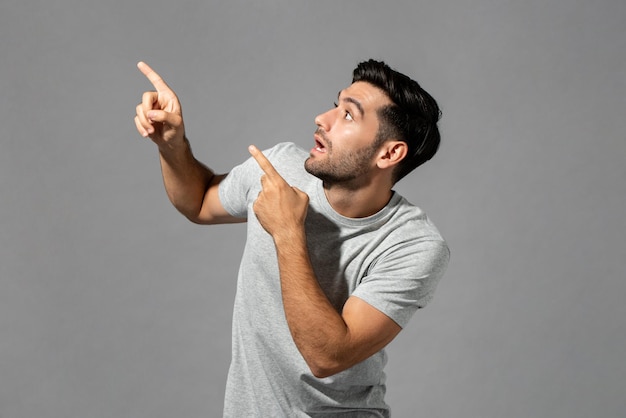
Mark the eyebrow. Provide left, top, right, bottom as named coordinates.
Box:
left=337, top=90, right=364, bottom=117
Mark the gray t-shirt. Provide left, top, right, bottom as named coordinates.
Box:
left=218, top=142, right=449, bottom=417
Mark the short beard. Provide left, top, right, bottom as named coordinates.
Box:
left=305, top=135, right=383, bottom=189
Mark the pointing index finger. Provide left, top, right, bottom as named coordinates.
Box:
left=249, top=145, right=282, bottom=179
left=137, top=61, right=171, bottom=93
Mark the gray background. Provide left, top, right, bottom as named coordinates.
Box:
left=1, top=0, right=624, bottom=417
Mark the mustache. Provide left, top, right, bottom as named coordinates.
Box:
left=315, top=128, right=330, bottom=145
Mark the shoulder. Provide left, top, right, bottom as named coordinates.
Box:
left=218, top=142, right=311, bottom=217
left=381, top=196, right=450, bottom=262
left=263, top=142, right=312, bottom=184
left=227, top=142, right=308, bottom=177
left=388, top=195, right=446, bottom=240
left=264, top=142, right=309, bottom=161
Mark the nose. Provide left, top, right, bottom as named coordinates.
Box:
left=314, top=108, right=333, bottom=132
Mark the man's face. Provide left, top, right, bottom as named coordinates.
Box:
left=305, top=81, right=392, bottom=186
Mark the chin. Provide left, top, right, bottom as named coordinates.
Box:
left=304, top=158, right=316, bottom=175
left=304, top=158, right=323, bottom=178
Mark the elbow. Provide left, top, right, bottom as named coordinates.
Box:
left=309, top=365, right=337, bottom=379
left=305, top=356, right=348, bottom=379
left=298, top=338, right=360, bottom=378
left=310, top=368, right=336, bottom=379
left=166, top=194, right=202, bottom=223
left=183, top=212, right=206, bottom=225
left=173, top=206, right=203, bottom=224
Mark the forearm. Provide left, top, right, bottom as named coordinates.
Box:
left=248, top=146, right=400, bottom=377
left=158, top=137, right=215, bottom=222
left=274, top=230, right=353, bottom=377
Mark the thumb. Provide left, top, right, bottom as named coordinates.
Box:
left=147, top=109, right=183, bottom=128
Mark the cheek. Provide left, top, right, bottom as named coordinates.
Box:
left=334, top=124, right=361, bottom=142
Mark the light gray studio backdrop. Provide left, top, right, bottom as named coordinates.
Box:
left=1, top=0, right=624, bottom=417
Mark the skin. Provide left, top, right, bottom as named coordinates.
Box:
left=135, top=62, right=409, bottom=377
left=306, top=81, right=408, bottom=218
left=134, top=61, right=238, bottom=225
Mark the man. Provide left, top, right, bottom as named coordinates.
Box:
left=134, top=59, right=449, bottom=417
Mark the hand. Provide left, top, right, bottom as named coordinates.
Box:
left=249, top=145, right=309, bottom=239
left=134, top=62, right=185, bottom=148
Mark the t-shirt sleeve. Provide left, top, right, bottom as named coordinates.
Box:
left=218, top=153, right=265, bottom=218
left=351, top=238, right=449, bottom=328
left=218, top=142, right=301, bottom=218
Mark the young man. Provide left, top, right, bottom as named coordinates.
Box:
left=134, top=59, right=449, bottom=417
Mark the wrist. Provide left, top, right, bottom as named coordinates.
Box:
left=158, top=135, right=191, bottom=159
left=273, top=225, right=307, bottom=249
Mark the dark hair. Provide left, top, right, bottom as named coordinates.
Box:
left=352, top=59, right=442, bottom=183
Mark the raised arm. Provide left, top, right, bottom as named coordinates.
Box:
left=134, top=62, right=243, bottom=225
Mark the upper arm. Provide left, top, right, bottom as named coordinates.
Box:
left=340, top=296, right=402, bottom=367
left=193, top=173, right=246, bottom=225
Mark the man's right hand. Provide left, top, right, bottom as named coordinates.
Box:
left=134, top=61, right=185, bottom=149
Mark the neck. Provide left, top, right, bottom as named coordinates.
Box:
left=323, top=181, right=393, bottom=218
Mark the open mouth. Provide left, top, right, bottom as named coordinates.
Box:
left=313, top=133, right=328, bottom=153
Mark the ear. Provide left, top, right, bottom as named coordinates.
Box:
left=376, top=141, right=408, bottom=170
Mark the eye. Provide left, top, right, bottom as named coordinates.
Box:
left=333, top=102, right=353, bottom=121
